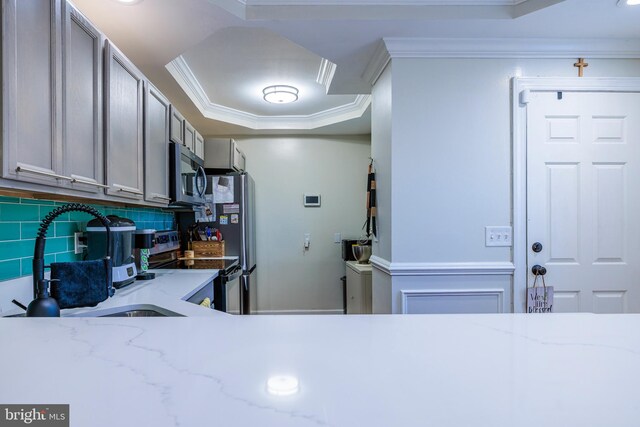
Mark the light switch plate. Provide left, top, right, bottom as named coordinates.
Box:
left=485, top=226, right=512, bottom=247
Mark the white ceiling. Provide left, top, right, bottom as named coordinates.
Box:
left=70, top=0, right=640, bottom=136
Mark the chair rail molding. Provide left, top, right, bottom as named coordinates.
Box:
left=369, top=256, right=515, bottom=276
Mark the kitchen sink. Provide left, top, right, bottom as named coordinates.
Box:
left=3, top=305, right=185, bottom=318
left=100, top=308, right=183, bottom=317
left=85, top=305, right=185, bottom=317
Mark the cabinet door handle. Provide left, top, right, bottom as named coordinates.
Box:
left=113, top=185, right=143, bottom=195
left=70, top=178, right=110, bottom=188
left=150, top=194, right=172, bottom=201
left=15, top=166, right=72, bottom=181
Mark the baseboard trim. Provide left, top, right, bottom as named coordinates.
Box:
left=370, top=256, right=515, bottom=276
left=254, top=309, right=344, bottom=315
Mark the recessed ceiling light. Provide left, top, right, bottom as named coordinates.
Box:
left=263, top=85, right=299, bottom=104
left=114, top=0, right=143, bottom=5
left=617, top=0, right=639, bottom=5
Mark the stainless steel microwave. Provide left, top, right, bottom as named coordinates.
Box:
left=169, top=142, right=207, bottom=206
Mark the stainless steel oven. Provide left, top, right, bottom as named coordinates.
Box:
left=148, top=231, right=241, bottom=314
left=169, top=142, right=207, bottom=206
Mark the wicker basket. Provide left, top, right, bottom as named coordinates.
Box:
left=192, top=241, right=225, bottom=257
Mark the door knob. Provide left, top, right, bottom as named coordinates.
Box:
left=531, top=265, right=547, bottom=276
left=532, top=242, right=543, bottom=253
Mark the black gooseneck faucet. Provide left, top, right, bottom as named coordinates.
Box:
left=27, top=203, right=111, bottom=317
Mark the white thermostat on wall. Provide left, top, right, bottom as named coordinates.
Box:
left=303, top=194, right=321, bottom=207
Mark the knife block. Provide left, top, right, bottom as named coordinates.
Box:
left=192, top=241, right=225, bottom=257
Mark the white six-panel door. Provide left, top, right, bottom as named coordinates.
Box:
left=527, top=91, right=640, bottom=313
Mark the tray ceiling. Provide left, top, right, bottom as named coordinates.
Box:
left=69, top=0, right=640, bottom=136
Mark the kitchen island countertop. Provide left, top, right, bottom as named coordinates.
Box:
left=1, top=313, right=639, bottom=426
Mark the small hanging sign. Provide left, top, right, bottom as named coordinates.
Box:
left=527, top=274, right=554, bottom=313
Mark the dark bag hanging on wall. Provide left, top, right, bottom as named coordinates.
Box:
left=50, top=258, right=114, bottom=309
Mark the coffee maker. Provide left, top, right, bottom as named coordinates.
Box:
left=86, top=215, right=137, bottom=288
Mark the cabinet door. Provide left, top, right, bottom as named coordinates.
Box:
left=2, top=0, right=64, bottom=186
left=346, top=265, right=363, bottom=314
left=232, top=141, right=246, bottom=172
left=169, top=105, right=184, bottom=145
left=144, top=82, right=171, bottom=206
left=63, top=2, right=105, bottom=194
left=194, top=131, right=204, bottom=160
left=184, top=120, right=196, bottom=152
left=104, top=40, right=144, bottom=201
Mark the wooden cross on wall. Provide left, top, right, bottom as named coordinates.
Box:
left=574, top=58, right=588, bottom=77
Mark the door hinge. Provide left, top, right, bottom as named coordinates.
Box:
left=520, top=89, right=531, bottom=105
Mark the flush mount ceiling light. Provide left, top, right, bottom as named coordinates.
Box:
left=618, top=0, right=640, bottom=5
left=263, top=85, right=299, bottom=104
left=113, top=0, right=143, bottom=4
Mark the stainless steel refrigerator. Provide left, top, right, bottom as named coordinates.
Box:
left=204, top=172, right=256, bottom=314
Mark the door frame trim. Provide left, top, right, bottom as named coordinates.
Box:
left=512, top=77, right=640, bottom=313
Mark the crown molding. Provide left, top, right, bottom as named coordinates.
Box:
left=362, top=40, right=392, bottom=86
left=244, top=1, right=527, bottom=4
left=316, top=58, right=337, bottom=94
left=166, top=56, right=370, bottom=130
left=363, top=37, right=640, bottom=86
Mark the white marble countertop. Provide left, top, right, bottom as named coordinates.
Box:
left=65, top=269, right=225, bottom=318
left=1, top=313, right=639, bottom=426
left=0, top=269, right=224, bottom=318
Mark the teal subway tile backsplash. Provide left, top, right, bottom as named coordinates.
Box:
left=0, top=240, right=34, bottom=260
left=0, top=204, right=39, bottom=222
left=55, top=222, right=76, bottom=238
left=0, top=197, right=175, bottom=282
left=0, top=260, right=20, bottom=281
left=21, top=198, right=55, bottom=205
left=20, top=222, right=40, bottom=240
left=0, top=223, right=20, bottom=241
left=0, top=196, right=20, bottom=203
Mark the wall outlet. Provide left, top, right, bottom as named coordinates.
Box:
left=334, top=232, right=341, bottom=243
left=74, top=232, right=86, bottom=254
left=485, top=226, right=512, bottom=247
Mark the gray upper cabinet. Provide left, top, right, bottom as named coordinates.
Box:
left=144, top=82, right=171, bottom=206
left=194, top=131, right=204, bottom=160
left=2, top=0, right=64, bottom=186
left=169, top=105, right=185, bottom=145
left=104, top=40, right=144, bottom=201
left=63, top=1, right=106, bottom=194
left=184, top=120, right=196, bottom=152
left=204, top=138, right=246, bottom=172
